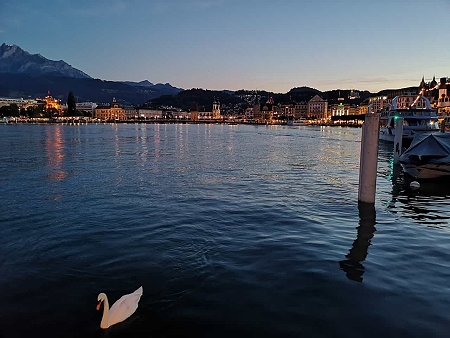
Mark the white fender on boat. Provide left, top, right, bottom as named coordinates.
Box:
left=410, top=181, right=420, bottom=190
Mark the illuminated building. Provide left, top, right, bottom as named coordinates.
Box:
left=94, top=97, right=127, bottom=121
left=0, top=97, right=37, bottom=109
left=307, top=95, right=328, bottom=120
left=294, top=102, right=308, bottom=119
left=76, top=102, right=97, bottom=116
left=368, top=96, right=389, bottom=113
left=436, top=77, right=450, bottom=115
left=37, top=91, right=63, bottom=114
left=190, top=102, right=199, bottom=121
left=188, top=99, right=221, bottom=120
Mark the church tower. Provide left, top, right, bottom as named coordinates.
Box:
left=212, top=98, right=220, bottom=119
left=253, top=91, right=262, bottom=121
left=190, top=102, right=199, bottom=121
left=419, top=76, right=427, bottom=90
left=430, top=75, right=438, bottom=88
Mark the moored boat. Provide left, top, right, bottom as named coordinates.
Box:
left=287, top=118, right=309, bottom=126
left=399, top=132, right=450, bottom=179
left=378, top=95, right=440, bottom=146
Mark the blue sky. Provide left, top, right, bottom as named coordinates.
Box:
left=2, top=0, right=449, bottom=93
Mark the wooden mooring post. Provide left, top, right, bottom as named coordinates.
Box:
left=393, top=117, right=403, bottom=164
left=358, top=113, right=380, bottom=204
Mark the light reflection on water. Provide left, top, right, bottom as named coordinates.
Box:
left=45, top=125, right=67, bottom=181
left=1, top=124, right=450, bottom=337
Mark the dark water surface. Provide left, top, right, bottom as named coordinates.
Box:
left=1, top=123, right=450, bottom=337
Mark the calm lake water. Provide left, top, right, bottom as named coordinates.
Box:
left=1, top=123, right=450, bottom=337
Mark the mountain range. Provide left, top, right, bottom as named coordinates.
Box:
left=0, top=43, right=91, bottom=79
left=0, top=43, right=183, bottom=104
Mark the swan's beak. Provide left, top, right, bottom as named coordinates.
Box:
left=96, top=301, right=102, bottom=311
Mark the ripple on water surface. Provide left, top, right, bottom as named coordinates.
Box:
left=1, top=124, right=450, bottom=337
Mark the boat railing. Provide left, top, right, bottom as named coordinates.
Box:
left=391, top=95, right=433, bottom=110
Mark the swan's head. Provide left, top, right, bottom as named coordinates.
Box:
left=96, top=293, right=107, bottom=310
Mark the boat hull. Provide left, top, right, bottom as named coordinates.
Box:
left=400, top=163, right=450, bottom=180
left=399, top=132, right=450, bottom=180
left=287, top=120, right=308, bottom=126
left=379, top=127, right=439, bottom=145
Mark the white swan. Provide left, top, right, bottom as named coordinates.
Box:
left=96, top=286, right=143, bottom=329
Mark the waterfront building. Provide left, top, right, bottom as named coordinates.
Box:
left=330, top=102, right=350, bottom=117
left=261, top=102, right=274, bottom=121
left=281, top=104, right=294, bottom=118
left=348, top=104, right=359, bottom=116
left=307, top=95, right=328, bottom=121
left=212, top=99, right=221, bottom=119
left=368, top=95, right=389, bottom=113
left=436, top=77, right=450, bottom=115
left=135, top=108, right=189, bottom=119
left=244, top=107, right=254, bottom=120
left=36, top=91, right=64, bottom=115
left=137, top=108, right=163, bottom=119
left=190, top=102, right=199, bottom=121
left=124, top=105, right=137, bottom=119
left=358, top=99, right=369, bottom=115
left=196, top=99, right=221, bottom=120
left=189, top=101, right=221, bottom=120
left=396, top=95, right=428, bottom=109
left=0, top=97, right=37, bottom=109
left=253, top=100, right=262, bottom=121
left=76, top=102, right=97, bottom=116
left=294, top=102, right=308, bottom=119
left=94, top=97, right=126, bottom=121
left=329, top=100, right=361, bottom=125
left=173, top=110, right=190, bottom=119
left=369, top=94, right=428, bottom=113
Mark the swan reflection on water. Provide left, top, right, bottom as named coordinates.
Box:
left=339, top=203, right=376, bottom=282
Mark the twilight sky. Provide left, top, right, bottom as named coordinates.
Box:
left=2, top=0, right=449, bottom=93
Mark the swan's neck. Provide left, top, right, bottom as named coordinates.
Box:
left=100, top=295, right=110, bottom=329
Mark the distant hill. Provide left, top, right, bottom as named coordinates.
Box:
left=121, top=80, right=154, bottom=87
left=148, top=88, right=243, bottom=111
left=147, top=87, right=323, bottom=111
left=146, top=86, right=378, bottom=112
left=0, top=73, right=183, bottom=105
left=0, top=43, right=183, bottom=105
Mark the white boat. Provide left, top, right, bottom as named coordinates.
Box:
left=378, top=95, right=440, bottom=145
left=287, top=118, right=309, bottom=126
left=399, top=132, right=450, bottom=179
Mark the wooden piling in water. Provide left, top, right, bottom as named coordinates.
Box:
left=393, top=117, right=403, bottom=164
left=358, top=113, right=380, bottom=204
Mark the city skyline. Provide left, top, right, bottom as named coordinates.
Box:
left=2, top=0, right=449, bottom=94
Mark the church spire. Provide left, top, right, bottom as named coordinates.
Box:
left=430, top=75, right=438, bottom=88
left=419, top=76, right=426, bottom=89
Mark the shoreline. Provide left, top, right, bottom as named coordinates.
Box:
left=1, top=118, right=363, bottom=128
